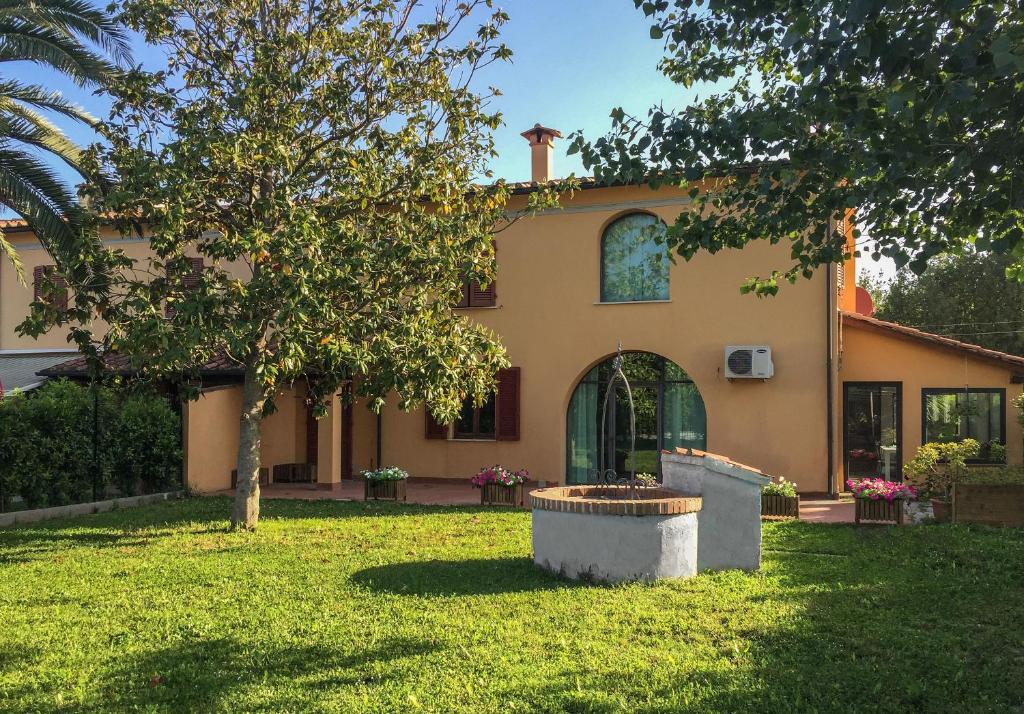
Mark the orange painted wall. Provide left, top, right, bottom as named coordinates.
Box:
left=839, top=323, right=1023, bottom=480
left=366, top=183, right=836, bottom=491
left=184, top=384, right=309, bottom=492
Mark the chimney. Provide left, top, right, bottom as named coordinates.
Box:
left=520, top=124, right=562, bottom=183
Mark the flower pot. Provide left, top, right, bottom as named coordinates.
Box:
left=855, top=497, right=904, bottom=525
left=761, top=494, right=800, bottom=519
left=930, top=498, right=951, bottom=523
left=480, top=482, right=524, bottom=507
left=364, top=479, right=407, bottom=501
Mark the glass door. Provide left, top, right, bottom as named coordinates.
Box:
left=610, top=384, right=659, bottom=478
left=844, top=383, right=901, bottom=481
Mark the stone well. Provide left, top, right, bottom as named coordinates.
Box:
left=531, top=486, right=703, bottom=582
left=531, top=450, right=769, bottom=582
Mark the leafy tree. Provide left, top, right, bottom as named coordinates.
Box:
left=862, top=250, right=1024, bottom=356
left=0, top=0, right=130, bottom=274
left=25, top=0, right=563, bottom=529
left=570, top=0, right=1024, bottom=295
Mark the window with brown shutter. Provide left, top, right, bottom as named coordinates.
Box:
left=453, top=392, right=496, bottom=439
left=33, top=265, right=68, bottom=311
left=455, top=241, right=497, bottom=308
left=425, top=409, right=449, bottom=439
left=495, top=367, right=520, bottom=441
left=166, top=257, right=205, bottom=317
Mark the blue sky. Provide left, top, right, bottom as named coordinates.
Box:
left=40, top=0, right=689, bottom=184
left=27, top=0, right=892, bottom=279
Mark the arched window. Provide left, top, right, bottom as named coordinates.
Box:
left=566, top=352, right=706, bottom=483
left=600, top=213, right=669, bottom=302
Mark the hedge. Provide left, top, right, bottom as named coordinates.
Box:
left=0, top=380, right=182, bottom=511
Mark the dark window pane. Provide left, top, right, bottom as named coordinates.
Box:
left=454, top=397, right=477, bottom=436
left=478, top=393, right=496, bottom=436
left=923, top=390, right=1003, bottom=445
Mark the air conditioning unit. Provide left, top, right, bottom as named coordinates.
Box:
left=724, top=346, right=774, bottom=379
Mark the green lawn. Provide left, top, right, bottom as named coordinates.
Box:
left=1, top=499, right=1023, bottom=713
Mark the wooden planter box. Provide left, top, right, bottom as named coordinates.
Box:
left=480, top=483, right=524, bottom=507
left=855, top=497, right=904, bottom=525
left=953, top=483, right=1024, bottom=526
left=761, top=494, right=800, bottom=519
left=364, top=479, right=407, bottom=501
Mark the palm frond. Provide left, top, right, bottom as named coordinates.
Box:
left=0, top=21, right=120, bottom=85
left=0, top=79, right=96, bottom=124
left=0, top=227, right=24, bottom=282
left=0, top=145, right=82, bottom=266
left=0, top=0, right=131, bottom=66
left=0, top=109, right=85, bottom=169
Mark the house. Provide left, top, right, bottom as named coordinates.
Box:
left=3, top=125, right=1022, bottom=494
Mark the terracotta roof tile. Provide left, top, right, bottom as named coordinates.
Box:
left=842, top=311, right=1024, bottom=372
left=37, top=349, right=244, bottom=378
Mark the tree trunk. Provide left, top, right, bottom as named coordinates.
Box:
left=231, top=365, right=267, bottom=530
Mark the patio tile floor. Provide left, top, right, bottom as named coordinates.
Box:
left=219, top=481, right=857, bottom=522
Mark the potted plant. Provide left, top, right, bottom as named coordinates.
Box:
left=902, top=439, right=979, bottom=522
left=471, top=465, right=528, bottom=506
left=848, top=478, right=917, bottom=525
left=761, top=476, right=799, bottom=518
left=362, top=466, right=408, bottom=501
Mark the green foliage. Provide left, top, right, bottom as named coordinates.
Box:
left=570, top=0, right=1024, bottom=295
left=865, top=250, right=1024, bottom=356
left=0, top=0, right=130, bottom=276
left=0, top=379, right=180, bottom=510
left=903, top=439, right=981, bottom=500
left=361, top=466, right=409, bottom=482
left=962, top=465, right=1024, bottom=485
left=28, top=0, right=570, bottom=527
left=1, top=499, right=1023, bottom=711
left=762, top=475, right=797, bottom=497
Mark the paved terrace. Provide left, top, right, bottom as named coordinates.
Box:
left=219, top=480, right=855, bottom=523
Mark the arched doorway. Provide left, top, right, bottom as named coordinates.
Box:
left=566, top=352, right=706, bottom=483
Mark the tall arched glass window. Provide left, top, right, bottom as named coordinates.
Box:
left=600, top=213, right=669, bottom=302
left=566, top=352, right=706, bottom=484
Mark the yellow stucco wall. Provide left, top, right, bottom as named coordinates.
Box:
left=839, top=323, right=1023, bottom=481
left=368, top=183, right=837, bottom=491
left=184, top=384, right=310, bottom=492
left=0, top=226, right=252, bottom=350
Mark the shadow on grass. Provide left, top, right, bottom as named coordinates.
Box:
left=518, top=524, right=1024, bottom=713
left=350, top=556, right=583, bottom=596
left=4, top=635, right=442, bottom=713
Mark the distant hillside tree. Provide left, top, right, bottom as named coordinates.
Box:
left=862, top=252, right=1024, bottom=355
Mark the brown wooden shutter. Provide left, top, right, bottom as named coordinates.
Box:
left=184, top=257, right=204, bottom=288
left=52, top=274, right=68, bottom=311
left=32, top=265, right=46, bottom=301
left=425, top=408, right=448, bottom=439
left=495, top=366, right=520, bottom=441
left=456, top=282, right=470, bottom=308
left=305, top=402, right=319, bottom=465
left=33, top=265, right=67, bottom=310
left=468, top=280, right=496, bottom=307
left=468, top=240, right=497, bottom=307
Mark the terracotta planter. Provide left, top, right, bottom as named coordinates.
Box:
left=930, top=498, right=952, bottom=523
left=855, top=497, right=904, bottom=525
left=480, top=482, right=524, bottom=507
left=761, top=494, right=800, bottom=519
left=364, top=479, right=407, bottom=501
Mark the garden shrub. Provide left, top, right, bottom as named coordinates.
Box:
left=962, top=466, right=1024, bottom=486
left=0, top=379, right=181, bottom=510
